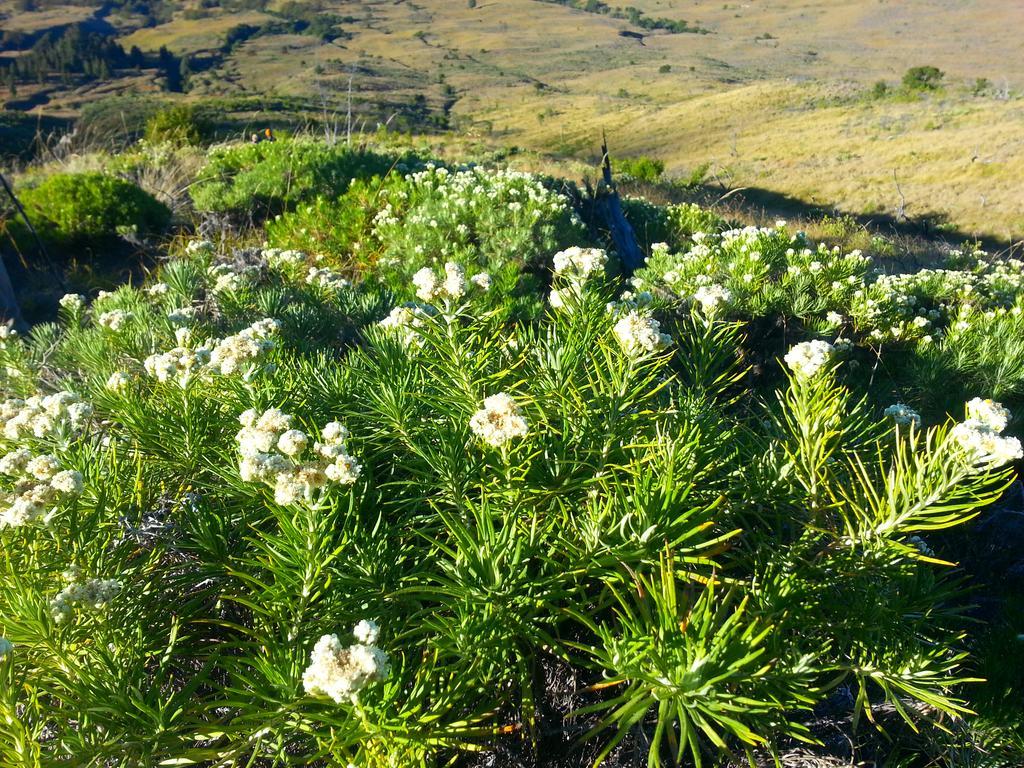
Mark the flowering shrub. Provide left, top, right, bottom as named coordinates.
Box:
left=7, top=129, right=1024, bottom=764
left=369, top=164, right=586, bottom=286
left=0, top=216, right=1017, bottom=767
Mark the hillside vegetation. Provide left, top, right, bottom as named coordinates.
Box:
left=1, top=0, right=1023, bottom=240
left=1, top=135, right=1024, bottom=766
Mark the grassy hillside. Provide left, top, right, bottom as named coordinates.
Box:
left=1, top=0, right=1023, bottom=239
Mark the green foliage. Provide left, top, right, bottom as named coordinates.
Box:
left=666, top=201, right=728, bottom=239
left=190, top=138, right=414, bottom=219
left=1, top=143, right=1022, bottom=767
left=14, top=172, right=171, bottom=246
left=76, top=96, right=165, bottom=147
left=143, top=104, right=212, bottom=147
left=903, top=66, right=945, bottom=91
left=614, top=155, right=665, bottom=183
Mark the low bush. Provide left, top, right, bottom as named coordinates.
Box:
left=614, top=155, right=665, bottom=183
left=902, top=65, right=945, bottom=91
left=13, top=172, right=171, bottom=246
left=143, top=104, right=213, bottom=147
left=3, top=143, right=1024, bottom=766
left=0, top=220, right=1020, bottom=765
left=190, top=138, right=421, bottom=220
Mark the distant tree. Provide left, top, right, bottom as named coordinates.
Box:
left=872, top=80, right=889, bottom=98
left=179, top=56, right=193, bottom=91
left=902, top=66, right=944, bottom=91
left=144, top=104, right=210, bottom=146
left=658, top=64, right=671, bottom=73
left=467, top=0, right=477, bottom=7
left=129, top=46, right=145, bottom=69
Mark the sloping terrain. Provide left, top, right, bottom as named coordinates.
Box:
left=1, top=0, right=1023, bottom=238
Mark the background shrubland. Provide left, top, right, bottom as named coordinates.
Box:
left=0, top=134, right=1024, bottom=767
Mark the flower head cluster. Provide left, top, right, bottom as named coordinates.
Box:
left=236, top=409, right=361, bottom=505
left=49, top=566, right=121, bottom=623
left=0, top=449, right=83, bottom=528
left=106, top=372, right=131, bottom=392
left=693, top=284, right=732, bottom=315
left=613, top=311, right=672, bottom=355
left=303, top=621, right=390, bottom=704
left=966, top=397, right=1010, bottom=433
left=377, top=304, right=437, bottom=348
left=884, top=403, right=921, bottom=427
left=263, top=248, right=307, bottom=270
left=951, top=399, right=1022, bottom=467
left=1, top=392, right=92, bottom=440
left=208, top=264, right=255, bottom=294
left=185, top=239, right=215, bottom=257
left=144, top=345, right=213, bottom=386
left=306, top=267, right=350, bottom=291
left=784, top=340, right=834, bottom=379
left=411, top=262, right=484, bottom=304
left=469, top=393, right=529, bottom=447
left=167, top=307, right=197, bottom=327
left=208, top=318, right=280, bottom=376
left=549, top=247, right=608, bottom=311
left=552, top=247, right=608, bottom=279
left=0, top=321, right=19, bottom=348
left=59, top=293, right=85, bottom=312
left=97, top=310, right=132, bottom=332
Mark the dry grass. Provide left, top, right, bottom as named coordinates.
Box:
left=6, top=0, right=1024, bottom=239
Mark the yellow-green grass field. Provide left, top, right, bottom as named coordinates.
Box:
left=3, top=0, right=1024, bottom=240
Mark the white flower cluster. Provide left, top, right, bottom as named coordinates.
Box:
left=0, top=321, right=18, bottom=348
left=208, top=318, right=280, bottom=376
left=1, top=392, right=92, bottom=440
left=552, top=246, right=607, bottom=279
left=0, top=449, right=83, bottom=528
left=377, top=304, right=437, bottom=348
left=106, top=372, right=132, bottom=392
left=97, top=310, right=132, bottom=332
left=613, top=311, right=672, bottom=355
left=144, top=345, right=212, bottom=386
left=141, top=319, right=279, bottom=385
left=884, top=403, right=921, bottom=427
left=469, top=393, right=529, bottom=447
left=784, top=340, right=834, bottom=379
left=146, top=282, right=170, bottom=296
left=59, top=293, right=85, bottom=312
left=303, top=620, right=390, bottom=704
left=693, top=284, right=731, bottom=314
left=49, top=566, right=121, bottom=623
left=263, top=247, right=307, bottom=270
left=167, top=307, right=197, bottom=326
left=411, top=262, right=487, bottom=304
left=185, top=239, right=215, bottom=257
left=208, top=263, right=258, bottom=294
left=236, top=409, right=361, bottom=505
left=950, top=399, right=1022, bottom=467
left=966, top=397, right=1010, bottom=432
left=549, top=247, right=608, bottom=310
left=306, top=267, right=351, bottom=291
